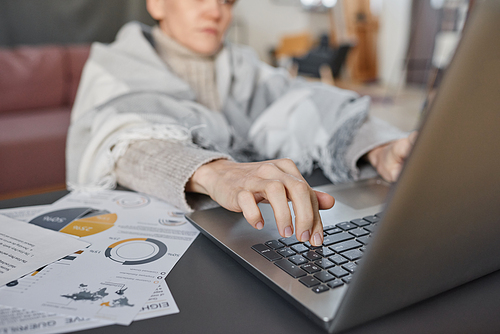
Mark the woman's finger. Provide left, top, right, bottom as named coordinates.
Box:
left=252, top=161, right=324, bottom=245
left=315, top=190, right=335, bottom=210
left=261, top=180, right=294, bottom=238
left=283, top=178, right=324, bottom=246
left=237, top=190, right=265, bottom=230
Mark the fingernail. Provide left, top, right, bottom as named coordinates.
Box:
left=256, top=222, right=264, bottom=230
left=300, top=230, right=310, bottom=242
left=313, top=233, right=322, bottom=247
left=284, top=226, right=293, bottom=238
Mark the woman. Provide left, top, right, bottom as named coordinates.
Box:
left=67, top=0, right=414, bottom=247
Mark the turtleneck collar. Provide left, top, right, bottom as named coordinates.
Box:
left=151, top=26, right=221, bottom=112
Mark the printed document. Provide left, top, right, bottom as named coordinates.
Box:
left=0, top=190, right=197, bottom=325
left=0, top=215, right=89, bottom=287
left=0, top=280, right=179, bottom=334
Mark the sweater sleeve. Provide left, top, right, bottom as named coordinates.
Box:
left=115, top=139, right=232, bottom=212
left=225, top=46, right=407, bottom=183
left=345, top=116, right=408, bottom=180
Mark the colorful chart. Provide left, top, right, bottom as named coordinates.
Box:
left=105, top=238, right=167, bottom=265
left=113, top=194, right=150, bottom=208
left=29, top=208, right=117, bottom=237
left=158, top=210, right=186, bottom=226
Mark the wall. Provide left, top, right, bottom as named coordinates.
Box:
left=405, top=0, right=440, bottom=85
left=232, top=0, right=331, bottom=62
left=377, top=0, right=413, bottom=87
left=0, top=0, right=155, bottom=46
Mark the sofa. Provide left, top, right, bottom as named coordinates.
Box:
left=0, top=44, right=90, bottom=198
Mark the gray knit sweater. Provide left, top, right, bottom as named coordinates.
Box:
left=66, top=22, right=406, bottom=212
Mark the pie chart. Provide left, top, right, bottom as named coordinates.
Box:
left=105, top=238, right=168, bottom=265
left=29, top=207, right=117, bottom=237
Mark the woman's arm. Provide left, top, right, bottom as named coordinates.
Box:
left=115, top=139, right=232, bottom=212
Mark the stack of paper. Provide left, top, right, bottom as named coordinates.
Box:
left=0, top=190, right=199, bottom=333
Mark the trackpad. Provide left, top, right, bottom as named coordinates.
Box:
left=331, top=181, right=390, bottom=210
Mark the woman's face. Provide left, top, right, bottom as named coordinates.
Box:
left=147, top=0, right=235, bottom=55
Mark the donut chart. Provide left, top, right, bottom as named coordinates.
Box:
left=29, top=208, right=116, bottom=237
left=113, top=194, right=150, bottom=208
left=105, top=238, right=167, bottom=265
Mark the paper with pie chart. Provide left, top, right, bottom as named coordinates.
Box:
left=0, top=190, right=199, bottom=325
left=105, top=238, right=168, bottom=265
left=29, top=207, right=117, bottom=238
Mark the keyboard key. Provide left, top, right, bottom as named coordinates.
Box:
left=252, top=244, right=282, bottom=261
left=325, top=227, right=343, bottom=235
left=312, top=285, right=330, bottom=293
left=279, top=236, right=300, bottom=246
left=315, top=247, right=335, bottom=257
left=341, top=249, right=363, bottom=261
left=349, top=228, right=369, bottom=238
left=364, top=224, right=377, bottom=233
left=277, top=247, right=296, bottom=257
left=289, top=255, right=308, bottom=266
left=328, top=254, right=348, bottom=265
left=252, top=244, right=270, bottom=252
left=327, top=279, right=344, bottom=289
left=291, top=243, right=309, bottom=253
left=359, top=246, right=367, bottom=252
left=342, top=275, right=353, bottom=284
left=362, top=215, right=380, bottom=224
left=357, top=235, right=370, bottom=245
left=314, top=270, right=336, bottom=282
left=342, top=262, right=357, bottom=273
left=328, top=266, right=349, bottom=278
left=304, top=250, right=322, bottom=261
left=304, top=241, right=321, bottom=249
left=301, top=263, right=322, bottom=274
left=315, top=258, right=335, bottom=269
left=330, top=240, right=362, bottom=253
left=299, top=276, right=321, bottom=288
left=336, top=221, right=357, bottom=230
left=352, top=218, right=371, bottom=227
left=323, top=232, right=353, bottom=246
left=265, top=240, right=285, bottom=250
left=274, top=259, right=307, bottom=278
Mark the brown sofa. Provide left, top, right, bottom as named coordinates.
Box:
left=0, top=44, right=90, bottom=198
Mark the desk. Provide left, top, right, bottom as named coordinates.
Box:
left=2, top=191, right=500, bottom=334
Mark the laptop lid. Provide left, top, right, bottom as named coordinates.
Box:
left=331, top=0, right=500, bottom=331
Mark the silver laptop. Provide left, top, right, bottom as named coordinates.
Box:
left=187, top=1, right=500, bottom=332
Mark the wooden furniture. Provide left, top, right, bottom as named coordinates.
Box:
left=341, top=0, right=379, bottom=82
left=274, top=32, right=314, bottom=60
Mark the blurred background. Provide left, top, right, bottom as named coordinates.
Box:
left=0, top=0, right=473, bottom=199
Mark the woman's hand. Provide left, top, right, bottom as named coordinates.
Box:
left=186, top=159, right=335, bottom=246
left=367, top=131, right=418, bottom=182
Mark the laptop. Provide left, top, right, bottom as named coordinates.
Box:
left=186, top=1, right=500, bottom=332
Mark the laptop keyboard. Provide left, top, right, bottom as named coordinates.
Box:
left=252, top=214, right=380, bottom=294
